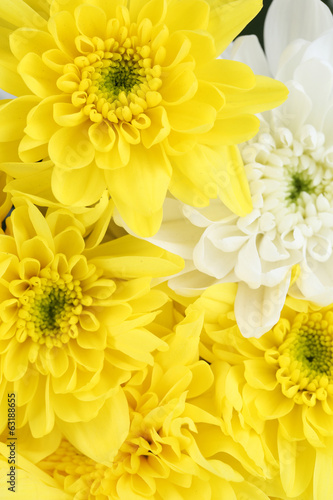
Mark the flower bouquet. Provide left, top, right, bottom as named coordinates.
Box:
left=0, top=0, right=332, bottom=499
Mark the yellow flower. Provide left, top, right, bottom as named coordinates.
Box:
left=0, top=202, right=183, bottom=460
left=0, top=0, right=288, bottom=236
left=191, top=284, right=333, bottom=499
left=33, top=311, right=271, bottom=500
left=0, top=441, right=70, bottom=499
left=0, top=169, right=12, bottom=230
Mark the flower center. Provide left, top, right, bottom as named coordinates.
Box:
left=59, top=10, right=165, bottom=126
left=240, top=122, right=333, bottom=257
left=40, top=440, right=107, bottom=498
left=276, top=311, right=333, bottom=405
left=286, top=170, right=315, bottom=204
left=17, top=269, right=83, bottom=347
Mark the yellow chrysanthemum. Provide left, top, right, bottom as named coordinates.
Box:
left=190, top=284, right=333, bottom=499
left=0, top=170, right=12, bottom=230
left=0, top=202, right=184, bottom=460
left=27, top=311, right=270, bottom=500
left=0, top=0, right=288, bottom=236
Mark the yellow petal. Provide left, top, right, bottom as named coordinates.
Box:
left=48, top=10, right=79, bottom=58
left=18, top=134, right=48, bottom=162
left=85, top=235, right=184, bottom=278
left=200, top=114, right=260, bottom=145
left=88, top=121, right=116, bottom=152
left=167, top=98, right=216, bottom=133
left=137, top=0, right=167, bottom=26
left=24, top=95, right=65, bottom=142
left=161, top=65, right=198, bottom=105
left=74, top=3, right=107, bottom=39
left=220, top=75, right=289, bottom=118
left=10, top=27, right=55, bottom=60
left=53, top=101, right=88, bottom=127
left=105, top=145, right=171, bottom=236
left=141, top=107, right=170, bottom=148
left=0, top=0, right=48, bottom=29
left=18, top=52, right=59, bottom=98
left=216, top=144, right=253, bottom=216
left=196, top=58, right=256, bottom=90
left=165, top=0, right=210, bottom=32
left=207, top=0, right=262, bottom=55
left=178, top=29, right=216, bottom=66
left=0, top=96, right=39, bottom=141
left=0, top=28, right=31, bottom=95
left=27, top=375, right=55, bottom=438
left=58, top=389, right=130, bottom=465
left=51, top=164, right=105, bottom=206
left=49, top=124, right=94, bottom=169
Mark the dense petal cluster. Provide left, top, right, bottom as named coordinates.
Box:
left=115, top=0, right=333, bottom=337
left=0, top=311, right=271, bottom=500
left=191, top=283, right=333, bottom=499
left=0, top=202, right=183, bottom=458
left=0, top=0, right=288, bottom=236
left=3, top=1, right=333, bottom=499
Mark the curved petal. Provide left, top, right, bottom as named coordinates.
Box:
left=235, top=276, right=291, bottom=338
left=0, top=96, right=39, bottom=141
left=51, top=164, right=106, bottom=206
left=264, top=0, right=333, bottom=75
left=49, top=124, right=95, bottom=169
left=58, top=389, right=130, bottom=465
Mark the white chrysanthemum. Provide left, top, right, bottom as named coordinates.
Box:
left=115, top=0, right=333, bottom=338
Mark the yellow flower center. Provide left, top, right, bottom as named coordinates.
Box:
left=60, top=11, right=164, bottom=127
left=40, top=440, right=107, bottom=498
left=276, top=312, right=333, bottom=405
left=16, top=269, right=87, bottom=348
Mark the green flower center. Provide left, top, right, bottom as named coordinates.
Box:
left=62, top=25, right=163, bottom=125
left=17, top=271, right=83, bottom=348
left=276, top=311, right=333, bottom=405
left=286, top=171, right=315, bottom=203
left=98, top=60, right=142, bottom=98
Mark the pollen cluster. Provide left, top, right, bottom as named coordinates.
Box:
left=276, top=311, right=333, bottom=405
left=60, top=14, right=164, bottom=127
left=16, top=268, right=86, bottom=348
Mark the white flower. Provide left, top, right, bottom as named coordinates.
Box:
left=115, top=0, right=333, bottom=338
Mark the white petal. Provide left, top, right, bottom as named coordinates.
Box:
left=234, top=236, right=262, bottom=288
left=294, top=58, right=333, bottom=130
left=307, top=235, right=332, bottom=262
left=230, top=34, right=272, bottom=77
left=258, top=234, right=290, bottom=262
left=322, top=104, right=333, bottom=147
left=168, top=269, right=220, bottom=296
left=295, top=256, right=333, bottom=305
left=272, top=80, right=312, bottom=133
left=193, top=226, right=238, bottom=279
left=264, top=0, right=333, bottom=75
left=182, top=198, right=234, bottom=227
left=235, top=276, right=291, bottom=338
left=114, top=198, right=203, bottom=260
left=276, top=39, right=309, bottom=82
left=302, top=29, right=333, bottom=67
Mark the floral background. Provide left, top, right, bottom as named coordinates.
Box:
left=1, top=1, right=333, bottom=499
